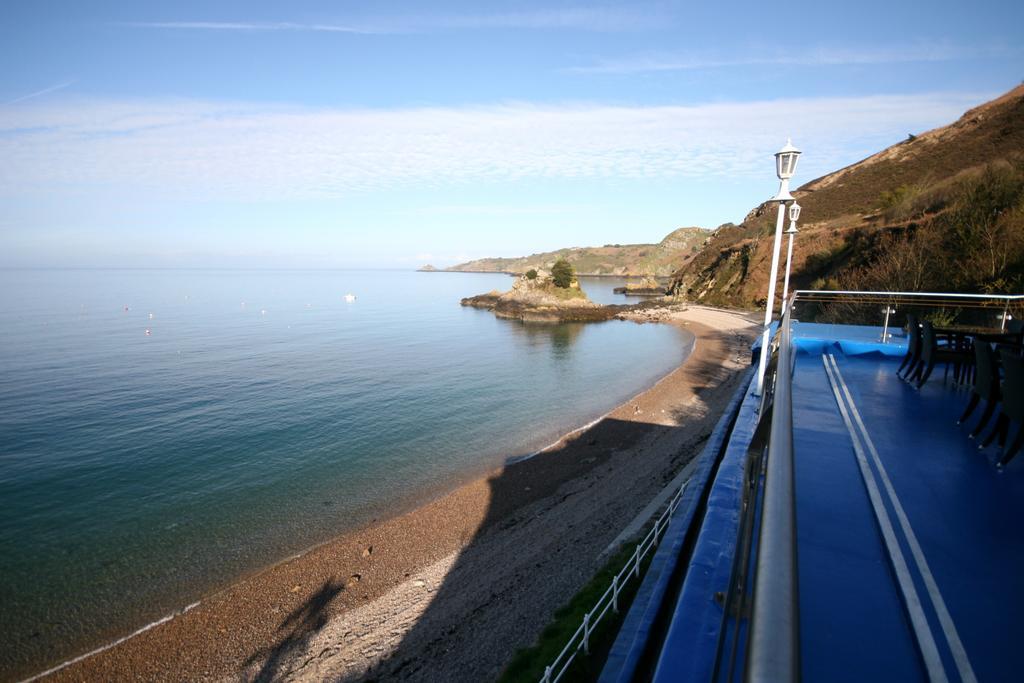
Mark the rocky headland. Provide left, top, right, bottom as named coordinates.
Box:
left=461, top=270, right=687, bottom=323
left=461, top=270, right=619, bottom=322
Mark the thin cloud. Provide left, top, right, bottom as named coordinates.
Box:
left=5, top=81, right=75, bottom=106
left=566, top=44, right=1017, bottom=74
left=0, top=92, right=991, bottom=202
left=407, top=204, right=588, bottom=217
left=122, top=7, right=666, bottom=36
left=122, top=21, right=385, bottom=35
left=424, top=7, right=666, bottom=31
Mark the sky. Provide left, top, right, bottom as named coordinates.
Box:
left=1, top=0, right=1022, bottom=268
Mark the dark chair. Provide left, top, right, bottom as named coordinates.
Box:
left=911, top=322, right=972, bottom=388
left=959, top=341, right=1000, bottom=437
left=981, top=349, right=1024, bottom=466
left=897, top=314, right=920, bottom=379
left=1009, top=319, right=1023, bottom=335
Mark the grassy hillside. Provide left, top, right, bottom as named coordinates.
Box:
left=447, top=227, right=710, bottom=277
left=668, top=85, right=1024, bottom=308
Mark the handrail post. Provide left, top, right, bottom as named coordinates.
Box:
left=881, top=305, right=895, bottom=343
left=745, top=296, right=800, bottom=683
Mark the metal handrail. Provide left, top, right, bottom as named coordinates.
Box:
left=794, top=289, right=1024, bottom=315
left=744, top=295, right=799, bottom=683
left=794, top=289, right=1024, bottom=301
left=794, top=288, right=1022, bottom=332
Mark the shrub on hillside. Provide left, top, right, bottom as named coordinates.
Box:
left=939, top=162, right=1024, bottom=289
left=551, top=259, right=574, bottom=288
left=837, top=159, right=1024, bottom=304
left=525, top=269, right=538, bottom=280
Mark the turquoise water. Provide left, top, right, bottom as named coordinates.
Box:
left=0, top=269, right=690, bottom=678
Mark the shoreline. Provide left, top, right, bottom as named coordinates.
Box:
left=507, top=329, right=698, bottom=467
left=25, top=305, right=756, bottom=683
left=10, top=322, right=696, bottom=683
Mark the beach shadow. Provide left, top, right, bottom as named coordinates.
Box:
left=228, top=322, right=755, bottom=683
left=245, top=579, right=344, bottom=682
left=336, top=330, right=752, bottom=681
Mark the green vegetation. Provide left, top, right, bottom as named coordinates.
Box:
left=498, top=543, right=652, bottom=683
left=552, top=259, right=574, bottom=288
left=878, top=184, right=914, bottom=211
left=547, top=284, right=589, bottom=301
left=848, top=161, right=1024, bottom=294
left=525, top=269, right=538, bottom=280
left=808, top=160, right=1024, bottom=322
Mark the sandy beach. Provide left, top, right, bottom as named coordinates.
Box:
left=32, top=305, right=757, bottom=683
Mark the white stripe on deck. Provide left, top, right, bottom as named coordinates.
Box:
left=822, top=354, right=948, bottom=683
left=826, top=354, right=976, bottom=683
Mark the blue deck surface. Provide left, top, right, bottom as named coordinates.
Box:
left=793, top=353, right=924, bottom=681
left=614, top=323, right=1024, bottom=682
left=800, top=352, right=1024, bottom=682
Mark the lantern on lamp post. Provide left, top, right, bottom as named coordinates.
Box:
left=780, top=201, right=801, bottom=315
left=756, top=139, right=801, bottom=396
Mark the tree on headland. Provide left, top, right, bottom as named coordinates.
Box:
left=525, top=269, right=538, bottom=280
left=551, top=259, right=574, bottom=288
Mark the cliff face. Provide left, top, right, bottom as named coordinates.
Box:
left=448, top=227, right=710, bottom=277
left=668, top=85, right=1024, bottom=308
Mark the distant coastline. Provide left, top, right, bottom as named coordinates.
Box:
left=422, top=266, right=670, bottom=280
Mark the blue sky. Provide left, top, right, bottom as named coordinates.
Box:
left=1, top=1, right=1022, bottom=268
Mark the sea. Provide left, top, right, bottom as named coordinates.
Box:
left=0, top=268, right=692, bottom=679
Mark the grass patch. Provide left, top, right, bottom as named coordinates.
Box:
left=547, top=284, right=589, bottom=301
left=498, top=541, right=656, bottom=683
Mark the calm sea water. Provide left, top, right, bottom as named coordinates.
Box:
left=0, top=269, right=691, bottom=677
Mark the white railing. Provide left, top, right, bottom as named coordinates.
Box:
left=539, top=479, right=690, bottom=683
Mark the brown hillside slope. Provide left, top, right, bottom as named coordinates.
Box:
left=669, top=85, right=1024, bottom=308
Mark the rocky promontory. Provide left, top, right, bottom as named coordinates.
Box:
left=612, top=277, right=667, bottom=296
left=461, top=270, right=619, bottom=322
left=461, top=270, right=684, bottom=323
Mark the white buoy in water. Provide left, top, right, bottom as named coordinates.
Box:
left=344, top=294, right=356, bottom=303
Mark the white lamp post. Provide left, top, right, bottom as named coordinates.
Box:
left=780, top=201, right=801, bottom=315
left=755, top=139, right=801, bottom=396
